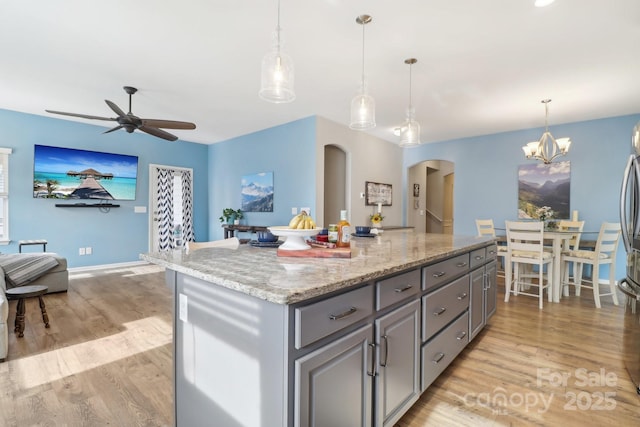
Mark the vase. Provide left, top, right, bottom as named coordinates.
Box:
left=371, top=220, right=382, bottom=229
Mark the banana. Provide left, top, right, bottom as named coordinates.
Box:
left=288, top=212, right=317, bottom=229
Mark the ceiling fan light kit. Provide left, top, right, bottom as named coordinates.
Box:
left=259, top=0, right=295, bottom=103
left=349, top=14, right=375, bottom=130
left=45, top=86, right=196, bottom=142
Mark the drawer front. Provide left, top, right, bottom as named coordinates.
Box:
left=470, top=247, right=487, bottom=269
left=422, top=275, right=469, bottom=341
left=485, top=243, right=498, bottom=260
left=295, top=285, right=373, bottom=349
left=422, top=253, right=469, bottom=292
left=421, top=312, right=469, bottom=391
left=376, top=269, right=421, bottom=310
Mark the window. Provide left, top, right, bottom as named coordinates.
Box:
left=0, top=148, right=12, bottom=245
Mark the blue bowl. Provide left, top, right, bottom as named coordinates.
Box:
left=355, top=226, right=371, bottom=235
left=257, top=231, right=278, bottom=242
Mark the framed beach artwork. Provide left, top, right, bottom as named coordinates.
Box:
left=241, top=171, right=274, bottom=212
left=518, top=161, right=570, bottom=220
left=365, top=181, right=392, bottom=206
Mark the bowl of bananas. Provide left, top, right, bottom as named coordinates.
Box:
left=269, top=212, right=321, bottom=250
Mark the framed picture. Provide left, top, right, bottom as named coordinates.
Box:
left=413, top=183, right=420, bottom=197
left=241, top=172, right=274, bottom=212
left=517, top=161, right=570, bottom=219
left=365, top=181, right=392, bottom=206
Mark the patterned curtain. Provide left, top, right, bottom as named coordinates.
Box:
left=155, top=166, right=195, bottom=251
left=181, top=169, right=195, bottom=244
left=156, top=167, right=174, bottom=251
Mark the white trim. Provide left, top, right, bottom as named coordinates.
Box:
left=0, top=148, right=12, bottom=155
left=68, top=260, right=149, bottom=273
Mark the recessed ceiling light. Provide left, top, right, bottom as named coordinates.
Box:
left=534, top=0, right=555, bottom=7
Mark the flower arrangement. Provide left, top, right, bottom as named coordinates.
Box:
left=370, top=213, right=384, bottom=223
left=535, top=206, right=554, bottom=222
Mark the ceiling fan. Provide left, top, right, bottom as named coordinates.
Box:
left=45, top=86, right=196, bottom=141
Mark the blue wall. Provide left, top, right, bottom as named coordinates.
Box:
left=0, top=109, right=209, bottom=267
left=403, top=113, right=640, bottom=278
left=208, top=117, right=317, bottom=240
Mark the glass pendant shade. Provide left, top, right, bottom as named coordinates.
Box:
left=259, top=28, right=295, bottom=103
left=399, top=107, right=421, bottom=147
left=350, top=84, right=376, bottom=130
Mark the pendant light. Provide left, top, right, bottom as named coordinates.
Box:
left=259, top=0, right=295, bottom=103
left=522, top=99, right=572, bottom=164
left=349, top=15, right=375, bottom=130
left=399, top=58, right=421, bottom=147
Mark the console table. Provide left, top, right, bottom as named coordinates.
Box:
left=222, top=224, right=268, bottom=239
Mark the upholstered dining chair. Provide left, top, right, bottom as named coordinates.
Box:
left=560, top=222, right=621, bottom=308
left=505, top=221, right=553, bottom=309
left=475, top=219, right=507, bottom=281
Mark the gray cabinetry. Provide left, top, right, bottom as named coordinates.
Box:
left=470, top=245, right=498, bottom=341
left=374, top=299, right=420, bottom=427
left=295, top=324, right=373, bottom=427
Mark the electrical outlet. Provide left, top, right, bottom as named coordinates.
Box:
left=291, top=207, right=298, bottom=215
left=79, top=247, right=86, bottom=256
left=85, top=247, right=92, bottom=255
left=301, top=207, right=310, bottom=215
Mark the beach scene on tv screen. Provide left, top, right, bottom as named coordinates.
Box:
left=33, top=145, right=138, bottom=200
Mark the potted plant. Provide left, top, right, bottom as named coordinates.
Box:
left=219, top=208, right=244, bottom=224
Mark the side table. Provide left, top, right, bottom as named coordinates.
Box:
left=5, top=285, right=50, bottom=337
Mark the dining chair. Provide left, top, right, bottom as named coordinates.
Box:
left=187, top=237, right=240, bottom=252
left=475, top=219, right=507, bottom=280
left=505, top=221, right=553, bottom=309
left=560, top=222, right=621, bottom=308
left=556, top=220, right=585, bottom=296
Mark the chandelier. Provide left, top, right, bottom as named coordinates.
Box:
left=399, top=58, right=421, bottom=147
left=522, top=99, right=571, bottom=164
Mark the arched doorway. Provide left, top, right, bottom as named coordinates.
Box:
left=407, top=160, right=454, bottom=234
left=324, top=145, right=347, bottom=226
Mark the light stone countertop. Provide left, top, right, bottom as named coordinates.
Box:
left=140, top=230, right=494, bottom=305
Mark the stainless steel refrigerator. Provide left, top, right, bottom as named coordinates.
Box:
left=618, top=121, right=640, bottom=395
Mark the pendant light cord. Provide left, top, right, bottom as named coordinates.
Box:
left=408, top=62, right=413, bottom=109
left=361, top=21, right=366, bottom=89
left=276, top=0, right=282, bottom=51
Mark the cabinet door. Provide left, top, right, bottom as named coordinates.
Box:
left=295, top=324, right=373, bottom=427
left=485, top=260, right=497, bottom=320
left=469, top=268, right=485, bottom=340
left=375, top=300, right=421, bottom=427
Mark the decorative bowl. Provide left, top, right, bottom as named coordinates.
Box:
left=268, top=226, right=321, bottom=250
left=257, top=231, right=278, bottom=242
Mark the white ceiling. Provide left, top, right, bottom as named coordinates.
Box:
left=1, top=0, right=639, bottom=145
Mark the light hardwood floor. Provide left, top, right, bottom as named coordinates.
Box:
left=0, top=264, right=638, bottom=426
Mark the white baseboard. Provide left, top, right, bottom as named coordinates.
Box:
left=68, top=260, right=150, bottom=273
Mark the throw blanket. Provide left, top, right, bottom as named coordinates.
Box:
left=0, top=254, right=59, bottom=288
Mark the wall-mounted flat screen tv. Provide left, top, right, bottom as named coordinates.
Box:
left=33, top=145, right=139, bottom=200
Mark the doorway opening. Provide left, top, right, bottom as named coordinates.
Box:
left=407, top=160, right=454, bottom=234
left=324, top=145, right=347, bottom=226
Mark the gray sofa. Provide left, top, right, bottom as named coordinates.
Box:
left=0, top=253, right=68, bottom=362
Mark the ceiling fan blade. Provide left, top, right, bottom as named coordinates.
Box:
left=103, top=125, right=124, bottom=134
left=45, top=109, right=115, bottom=122
left=105, top=100, right=127, bottom=117
left=139, top=125, right=178, bottom=141
left=141, top=119, right=196, bottom=130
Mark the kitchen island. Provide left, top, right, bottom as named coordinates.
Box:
left=141, top=230, right=496, bottom=427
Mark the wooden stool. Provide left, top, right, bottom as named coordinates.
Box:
left=5, top=285, right=50, bottom=337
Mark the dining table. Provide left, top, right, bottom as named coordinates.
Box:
left=496, top=227, right=597, bottom=303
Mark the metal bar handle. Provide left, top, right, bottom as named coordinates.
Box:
left=621, top=155, right=634, bottom=253
left=329, top=306, right=357, bottom=320
left=367, top=343, right=377, bottom=377
left=433, top=307, right=447, bottom=316
left=432, top=271, right=446, bottom=278
left=456, top=331, right=467, bottom=340
left=394, top=284, right=413, bottom=293
left=456, top=261, right=468, bottom=268
left=474, top=255, right=484, bottom=261
left=457, top=292, right=468, bottom=300
left=432, top=352, right=445, bottom=364
left=380, top=335, right=389, bottom=367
